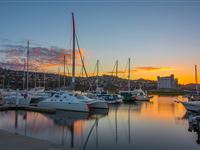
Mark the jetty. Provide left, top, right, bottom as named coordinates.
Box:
left=0, top=105, right=56, bottom=113
left=0, top=129, right=65, bottom=150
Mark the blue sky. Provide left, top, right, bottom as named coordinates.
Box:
left=0, top=0, right=200, bottom=83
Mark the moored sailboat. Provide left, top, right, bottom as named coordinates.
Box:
left=38, top=13, right=108, bottom=112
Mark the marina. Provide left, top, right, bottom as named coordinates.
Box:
left=0, top=96, right=199, bottom=149
left=1, top=0, right=200, bottom=149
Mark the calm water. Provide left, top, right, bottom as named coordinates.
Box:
left=0, top=96, right=199, bottom=150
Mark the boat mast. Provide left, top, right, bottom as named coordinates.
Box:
left=96, top=59, right=99, bottom=89
left=195, top=65, right=198, bottom=94
left=23, top=59, right=26, bottom=90
left=128, top=58, right=131, bottom=92
left=64, top=55, right=66, bottom=87
left=71, top=12, right=76, bottom=90
left=58, top=67, right=60, bottom=89
left=34, top=67, right=37, bottom=88
left=26, top=40, right=29, bottom=91
left=43, top=71, right=46, bottom=90
left=116, top=60, right=118, bottom=77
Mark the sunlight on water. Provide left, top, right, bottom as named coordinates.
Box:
left=0, top=96, right=199, bottom=150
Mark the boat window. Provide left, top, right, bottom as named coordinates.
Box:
left=55, top=94, right=60, bottom=98
left=75, top=94, right=84, bottom=99
left=139, top=93, right=143, bottom=96
left=109, top=96, right=113, bottom=99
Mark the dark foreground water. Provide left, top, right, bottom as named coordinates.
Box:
left=0, top=96, right=199, bottom=150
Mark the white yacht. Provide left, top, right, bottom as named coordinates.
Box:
left=3, top=88, right=55, bottom=106
left=131, top=89, right=151, bottom=101
left=38, top=92, right=89, bottom=112
left=1, top=89, right=17, bottom=97
left=28, top=91, right=54, bottom=106
left=3, top=90, right=28, bottom=105
left=181, top=101, right=200, bottom=112
left=29, top=87, right=45, bottom=95
left=75, top=92, right=109, bottom=109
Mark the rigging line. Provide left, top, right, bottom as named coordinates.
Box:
left=75, top=34, right=88, bottom=78
left=87, top=61, right=98, bottom=91
left=79, top=66, right=83, bottom=77
left=75, top=34, right=92, bottom=90
left=93, top=61, right=97, bottom=76
left=66, top=64, right=70, bottom=76
left=123, top=59, right=128, bottom=77
left=91, top=60, right=101, bottom=88
left=79, top=57, right=85, bottom=77
left=111, top=61, right=116, bottom=76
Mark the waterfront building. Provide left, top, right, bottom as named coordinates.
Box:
left=157, top=74, right=178, bottom=90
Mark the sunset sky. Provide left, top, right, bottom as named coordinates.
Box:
left=0, top=0, right=200, bottom=84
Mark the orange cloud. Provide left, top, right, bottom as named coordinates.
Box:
left=105, top=66, right=173, bottom=75
left=133, top=66, right=173, bottom=72
left=0, top=43, right=85, bottom=71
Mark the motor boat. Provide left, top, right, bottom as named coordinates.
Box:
left=1, top=89, right=17, bottom=98
left=3, top=90, right=53, bottom=106
left=90, top=87, right=122, bottom=104
left=96, top=94, right=123, bottom=104
left=74, top=92, right=109, bottom=109
left=188, top=94, right=200, bottom=101
left=3, top=92, right=29, bottom=105
left=134, top=89, right=151, bottom=101
left=120, top=91, right=135, bottom=102
left=120, top=89, right=151, bottom=102
left=38, top=91, right=90, bottom=112
left=28, top=91, right=54, bottom=106
left=181, top=101, right=200, bottom=113
left=28, top=87, right=45, bottom=95
left=132, top=89, right=151, bottom=101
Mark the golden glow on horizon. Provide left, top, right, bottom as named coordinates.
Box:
left=4, top=42, right=194, bottom=85
left=44, top=64, right=196, bottom=84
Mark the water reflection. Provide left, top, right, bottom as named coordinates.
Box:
left=0, top=96, right=199, bottom=149
left=184, top=112, right=200, bottom=145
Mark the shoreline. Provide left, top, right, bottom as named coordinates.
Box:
left=0, top=129, right=66, bottom=150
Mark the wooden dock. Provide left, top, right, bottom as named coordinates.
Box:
left=0, top=105, right=56, bottom=113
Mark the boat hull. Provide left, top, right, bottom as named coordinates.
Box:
left=88, top=101, right=108, bottom=109
left=181, top=102, right=200, bottom=112
left=136, top=96, right=150, bottom=101
left=38, top=101, right=89, bottom=112
left=103, top=99, right=123, bottom=104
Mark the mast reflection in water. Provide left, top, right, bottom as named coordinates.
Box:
left=0, top=96, right=199, bottom=150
